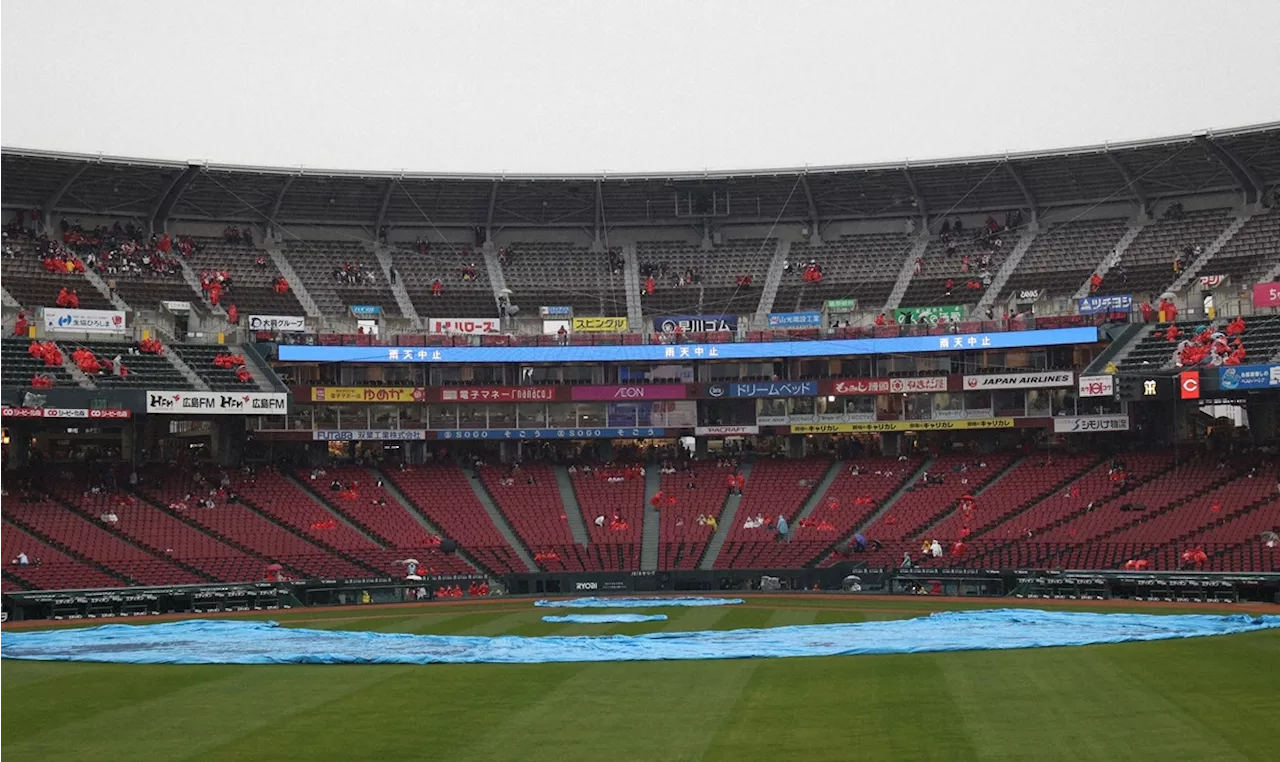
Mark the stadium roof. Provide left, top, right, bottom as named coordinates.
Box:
left=3, top=122, right=1276, bottom=230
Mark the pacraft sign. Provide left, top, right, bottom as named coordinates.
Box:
left=1218, top=364, right=1280, bottom=391
left=963, top=371, right=1074, bottom=391
left=248, top=315, right=307, bottom=333
left=767, top=312, right=822, bottom=328
left=657, top=315, right=738, bottom=333
left=43, top=308, right=126, bottom=334
left=147, top=391, right=289, bottom=415
left=1078, top=294, right=1132, bottom=315
left=429, top=318, right=500, bottom=335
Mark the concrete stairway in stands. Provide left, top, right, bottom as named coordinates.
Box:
left=624, top=243, right=643, bottom=328
left=482, top=247, right=507, bottom=314
left=165, top=348, right=211, bottom=391
left=640, top=467, right=662, bottom=571
left=839, top=458, right=934, bottom=551
left=884, top=235, right=931, bottom=311
left=267, top=246, right=322, bottom=318
left=1166, top=210, right=1255, bottom=293
left=978, top=230, right=1037, bottom=312
left=465, top=468, right=538, bottom=572
left=790, top=460, right=844, bottom=525
left=81, top=267, right=130, bottom=312
left=371, top=467, right=490, bottom=576
left=752, top=240, right=790, bottom=325
left=555, top=466, right=590, bottom=546
left=698, top=462, right=754, bottom=570
left=1072, top=221, right=1147, bottom=300
left=376, top=245, right=422, bottom=328
left=3, top=285, right=23, bottom=308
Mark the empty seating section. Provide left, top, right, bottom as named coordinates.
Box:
left=1207, top=210, right=1280, bottom=283
left=3, top=520, right=125, bottom=590
left=281, top=239, right=398, bottom=316
left=713, top=459, right=833, bottom=569
left=636, top=238, right=774, bottom=315
left=2, top=338, right=73, bottom=387
left=231, top=471, right=378, bottom=554
left=3, top=498, right=204, bottom=585
left=173, top=343, right=253, bottom=390
left=1188, top=495, right=1280, bottom=572
left=926, top=454, right=1098, bottom=545
left=900, top=235, right=1008, bottom=307
left=64, top=490, right=263, bottom=583
left=390, top=243, right=495, bottom=318
left=63, top=340, right=184, bottom=388
left=384, top=465, right=525, bottom=574
left=502, top=243, right=627, bottom=316
left=1, top=232, right=115, bottom=310
left=1000, top=219, right=1127, bottom=303
left=301, top=467, right=475, bottom=576
left=1103, top=210, right=1231, bottom=298
left=187, top=236, right=306, bottom=316
left=478, top=465, right=584, bottom=572
left=138, top=471, right=370, bottom=579
left=655, top=468, right=731, bottom=571
left=800, top=458, right=921, bottom=564
left=1116, top=315, right=1280, bottom=372
left=571, top=467, right=643, bottom=571
left=778, top=233, right=912, bottom=312
left=854, top=454, right=1015, bottom=567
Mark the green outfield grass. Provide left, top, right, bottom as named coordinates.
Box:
left=3, top=597, right=1278, bottom=762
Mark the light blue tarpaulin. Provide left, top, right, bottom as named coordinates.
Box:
left=534, top=597, right=745, bottom=608
left=542, top=614, right=668, bottom=624
left=3, top=610, right=1277, bottom=666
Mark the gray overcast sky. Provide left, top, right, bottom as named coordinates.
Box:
left=3, top=0, right=1279, bottom=174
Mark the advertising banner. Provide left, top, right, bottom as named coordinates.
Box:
left=892, top=305, right=964, bottom=325
left=963, top=371, right=1074, bottom=391
left=826, top=299, right=858, bottom=312
left=705, top=381, right=818, bottom=399
left=1218, top=364, right=1280, bottom=390
left=161, top=301, right=193, bottom=312
left=571, top=384, right=688, bottom=401
left=248, top=315, right=307, bottom=333
left=694, top=425, right=760, bottom=436
left=767, top=312, right=822, bottom=328
left=311, top=387, right=426, bottom=403
left=1252, top=282, right=1280, bottom=309
left=1078, top=294, right=1132, bottom=315
left=43, top=308, right=126, bottom=334
left=827, top=377, right=949, bottom=395
left=1016, top=289, right=1044, bottom=301
left=147, top=391, right=289, bottom=415
left=1077, top=375, right=1114, bottom=398
left=1053, top=415, right=1130, bottom=433
left=656, top=315, right=738, bottom=333
left=791, top=418, right=1015, bottom=434
left=539, top=306, right=572, bottom=317
left=1, top=407, right=132, bottom=419
left=1197, top=274, right=1228, bottom=288
left=439, top=386, right=556, bottom=403
left=429, top=317, right=500, bottom=335
left=278, top=326, right=1100, bottom=364
left=350, top=305, right=382, bottom=317
left=313, top=430, right=426, bottom=441
left=437, top=427, right=665, bottom=440
left=572, top=316, right=629, bottom=332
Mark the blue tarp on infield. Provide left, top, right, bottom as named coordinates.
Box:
left=534, top=597, right=744, bottom=608
left=3, top=610, right=1277, bottom=666
left=541, top=614, right=669, bottom=624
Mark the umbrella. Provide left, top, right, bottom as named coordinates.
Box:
left=399, top=558, right=420, bottom=566
left=854, top=533, right=868, bottom=547
left=1262, top=531, right=1279, bottom=549
left=265, top=563, right=283, bottom=571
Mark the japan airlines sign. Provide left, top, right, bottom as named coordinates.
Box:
left=963, top=371, right=1074, bottom=391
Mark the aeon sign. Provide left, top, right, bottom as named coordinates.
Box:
left=570, top=384, right=688, bottom=401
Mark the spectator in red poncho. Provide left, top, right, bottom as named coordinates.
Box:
left=274, top=277, right=289, bottom=295
left=1226, top=316, right=1246, bottom=336
left=431, top=278, right=443, bottom=297
left=1089, top=273, right=1103, bottom=293
left=227, top=304, right=238, bottom=325
left=13, top=311, right=28, bottom=337
left=236, top=366, right=253, bottom=383
left=1165, top=325, right=1180, bottom=342
left=31, top=373, right=53, bottom=390
left=875, top=313, right=887, bottom=326
left=1140, top=301, right=1154, bottom=323
left=645, top=275, right=655, bottom=295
